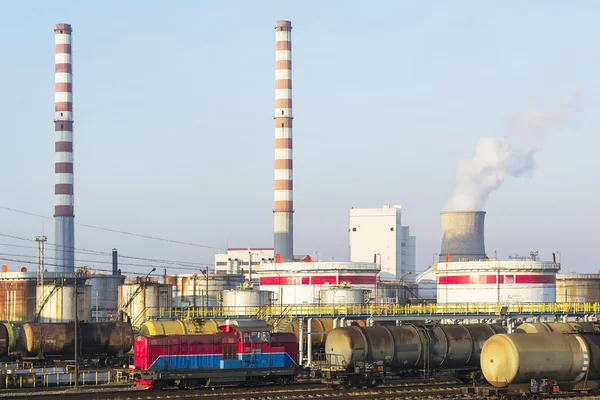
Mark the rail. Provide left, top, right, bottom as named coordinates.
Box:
left=136, top=302, right=600, bottom=322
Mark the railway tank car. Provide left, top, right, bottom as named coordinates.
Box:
left=480, top=331, right=600, bottom=392
left=513, top=321, right=600, bottom=333
left=320, top=323, right=505, bottom=388
left=14, top=321, right=133, bottom=366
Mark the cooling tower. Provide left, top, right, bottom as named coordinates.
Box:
left=439, top=211, right=486, bottom=262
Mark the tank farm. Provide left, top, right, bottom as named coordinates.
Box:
left=1, top=19, right=599, bottom=400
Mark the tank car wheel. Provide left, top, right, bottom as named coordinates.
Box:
left=180, top=380, right=196, bottom=390
left=151, top=381, right=167, bottom=391
left=104, top=356, right=117, bottom=368
left=365, top=378, right=377, bottom=388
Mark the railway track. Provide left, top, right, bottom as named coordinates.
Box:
left=0, top=378, right=470, bottom=400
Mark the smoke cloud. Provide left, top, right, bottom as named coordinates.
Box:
left=444, top=139, right=537, bottom=211
left=444, top=92, right=581, bottom=211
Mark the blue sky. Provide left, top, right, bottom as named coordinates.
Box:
left=0, top=1, right=598, bottom=276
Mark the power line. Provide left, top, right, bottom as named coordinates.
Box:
left=0, top=205, right=225, bottom=250
left=0, top=233, right=215, bottom=268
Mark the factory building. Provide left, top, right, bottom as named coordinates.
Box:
left=349, top=205, right=416, bottom=281
left=54, top=23, right=76, bottom=274
left=214, top=248, right=275, bottom=280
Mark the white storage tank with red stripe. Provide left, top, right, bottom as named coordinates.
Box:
left=436, top=260, right=560, bottom=303
left=258, top=262, right=379, bottom=305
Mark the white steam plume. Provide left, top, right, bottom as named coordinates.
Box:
left=444, top=139, right=536, bottom=211
left=444, top=92, right=581, bottom=211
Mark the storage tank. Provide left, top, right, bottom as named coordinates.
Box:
left=118, top=280, right=172, bottom=329
left=0, top=278, right=37, bottom=322
left=436, top=259, right=558, bottom=303
left=221, top=288, right=272, bottom=315
left=138, top=319, right=226, bottom=336
left=481, top=332, right=600, bottom=387
left=325, top=323, right=505, bottom=369
left=88, top=274, right=125, bottom=321
left=36, top=282, right=91, bottom=322
left=167, top=273, right=244, bottom=308
left=556, top=273, right=600, bottom=303
left=319, top=285, right=369, bottom=305
left=16, top=322, right=133, bottom=358
left=514, top=321, right=599, bottom=333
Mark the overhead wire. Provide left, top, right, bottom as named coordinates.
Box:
left=0, top=205, right=225, bottom=250
left=0, top=233, right=215, bottom=269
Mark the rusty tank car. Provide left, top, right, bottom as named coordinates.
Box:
left=319, top=323, right=505, bottom=388
left=15, top=321, right=133, bottom=367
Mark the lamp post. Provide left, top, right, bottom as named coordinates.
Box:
left=432, top=253, right=438, bottom=266
left=557, top=251, right=561, bottom=264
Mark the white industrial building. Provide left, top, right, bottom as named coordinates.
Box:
left=349, top=205, right=416, bottom=281
left=214, top=248, right=275, bottom=280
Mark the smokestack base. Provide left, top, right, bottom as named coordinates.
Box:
left=439, top=211, right=486, bottom=262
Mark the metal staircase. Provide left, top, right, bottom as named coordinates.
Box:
left=34, top=283, right=59, bottom=322
left=275, top=316, right=294, bottom=333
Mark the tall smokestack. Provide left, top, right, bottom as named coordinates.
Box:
left=439, top=211, right=486, bottom=262
left=54, top=23, right=75, bottom=274
left=273, top=20, right=294, bottom=261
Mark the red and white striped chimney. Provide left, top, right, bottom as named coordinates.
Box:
left=54, top=23, right=75, bottom=273
left=273, top=20, right=294, bottom=261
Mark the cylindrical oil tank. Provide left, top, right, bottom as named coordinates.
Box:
left=514, top=321, right=600, bottom=333
left=80, top=322, right=133, bottom=355
left=282, top=318, right=334, bottom=346
left=17, top=322, right=74, bottom=356
left=556, top=273, right=600, bottom=303
left=118, top=282, right=172, bottom=329
left=0, top=278, right=37, bottom=322
left=16, top=322, right=134, bottom=357
left=481, top=332, right=600, bottom=387
left=2, top=323, right=17, bottom=353
left=429, top=324, right=505, bottom=368
left=88, top=274, right=125, bottom=321
left=324, top=323, right=505, bottom=369
left=138, top=319, right=226, bottom=336
left=0, top=323, right=8, bottom=356
left=36, top=283, right=92, bottom=323
left=221, top=289, right=272, bottom=315
left=319, top=287, right=369, bottom=305
left=168, top=273, right=244, bottom=308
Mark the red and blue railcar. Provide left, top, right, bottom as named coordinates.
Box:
left=133, top=320, right=298, bottom=389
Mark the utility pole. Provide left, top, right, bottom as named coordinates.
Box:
left=35, top=236, right=47, bottom=286
left=74, top=270, right=80, bottom=391
left=205, top=267, right=209, bottom=311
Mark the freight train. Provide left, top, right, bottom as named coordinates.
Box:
left=0, top=321, right=134, bottom=367
left=132, top=320, right=299, bottom=389
left=318, top=323, right=505, bottom=388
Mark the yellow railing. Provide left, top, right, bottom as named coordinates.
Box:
left=133, top=302, right=600, bottom=324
